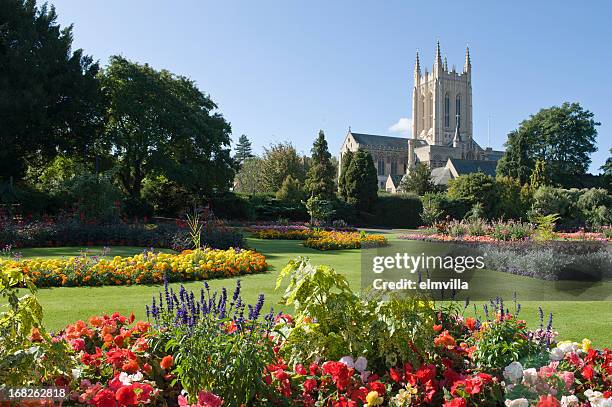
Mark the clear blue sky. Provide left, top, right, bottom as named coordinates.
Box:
left=50, top=0, right=611, bottom=173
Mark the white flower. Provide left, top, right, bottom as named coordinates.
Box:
left=560, top=395, right=580, bottom=407
left=557, top=341, right=578, bottom=354
left=505, top=398, right=529, bottom=407
left=522, top=368, right=538, bottom=385
left=503, top=361, right=523, bottom=384
left=71, top=368, right=82, bottom=380
left=585, top=390, right=612, bottom=407
left=550, top=347, right=566, bottom=361
left=354, top=356, right=368, bottom=373
left=339, top=356, right=354, bottom=368
left=119, top=371, right=144, bottom=385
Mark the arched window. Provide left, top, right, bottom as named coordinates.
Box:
left=378, top=159, right=385, bottom=176
left=391, top=161, right=398, bottom=175
left=455, top=95, right=461, bottom=129
left=444, top=94, right=450, bottom=127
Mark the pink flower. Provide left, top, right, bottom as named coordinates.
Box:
left=178, top=392, right=224, bottom=407
left=71, top=338, right=86, bottom=351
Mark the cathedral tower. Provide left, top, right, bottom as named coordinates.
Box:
left=411, top=42, right=473, bottom=147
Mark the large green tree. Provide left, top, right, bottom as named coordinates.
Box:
left=0, top=0, right=104, bottom=180
left=234, top=157, right=264, bottom=195
left=100, top=56, right=234, bottom=200
left=260, top=142, right=306, bottom=193
left=447, top=172, right=498, bottom=218
left=497, top=102, right=599, bottom=185
left=234, top=134, right=254, bottom=166
left=305, top=130, right=336, bottom=199
left=345, top=150, right=378, bottom=212
left=399, top=163, right=436, bottom=195
left=338, top=151, right=354, bottom=201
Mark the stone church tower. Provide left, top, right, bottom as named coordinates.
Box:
left=408, top=42, right=485, bottom=169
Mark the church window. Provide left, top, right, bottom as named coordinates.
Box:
left=391, top=161, right=398, bottom=175
left=378, top=159, right=385, bottom=176
left=455, top=95, right=461, bottom=129
left=444, top=94, right=450, bottom=127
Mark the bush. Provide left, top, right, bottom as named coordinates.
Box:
left=210, top=192, right=254, bottom=220
left=362, top=194, right=423, bottom=228
left=421, top=192, right=470, bottom=224
left=577, top=188, right=612, bottom=227
left=447, top=172, right=498, bottom=218
left=276, top=175, right=305, bottom=204
left=529, top=186, right=578, bottom=224
left=142, top=175, right=194, bottom=217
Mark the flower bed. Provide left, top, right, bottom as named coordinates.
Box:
left=3, top=259, right=610, bottom=406
left=250, top=227, right=388, bottom=250
left=0, top=248, right=267, bottom=287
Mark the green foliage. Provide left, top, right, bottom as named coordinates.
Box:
left=529, top=159, right=548, bottom=190
left=533, top=213, right=561, bottom=242
left=276, top=258, right=435, bottom=371
left=234, top=134, right=254, bottom=165
left=399, top=163, right=436, bottom=196
left=496, top=176, right=528, bottom=220
left=0, top=0, right=104, bottom=180
left=234, top=157, right=265, bottom=195
left=365, top=194, right=423, bottom=228
left=469, top=317, right=539, bottom=373
left=0, top=266, right=72, bottom=385
left=447, top=172, right=498, bottom=218
left=576, top=188, right=612, bottom=227
left=497, top=102, right=599, bottom=186
left=261, top=142, right=307, bottom=193
left=529, top=186, right=577, bottom=221
left=64, top=172, right=122, bottom=223
left=305, top=130, right=336, bottom=199
left=305, top=195, right=334, bottom=223
left=338, top=151, right=354, bottom=201
left=276, top=175, right=305, bottom=204
left=466, top=202, right=486, bottom=221
left=421, top=192, right=470, bottom=224
left=101, top=56, right=234, bottom=200
left=344, top=150, right=378, bottom=212
left=142, top=175, right=193, bottom=217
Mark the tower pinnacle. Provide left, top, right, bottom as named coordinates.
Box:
left=435, top=41, right=443, bottom=66
left=464, top=46, right=471, bottom=73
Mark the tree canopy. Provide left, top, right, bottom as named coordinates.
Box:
left=0, top=0, right=104, bottom=180
left=399, top=163, right=436, bottom=196
left=234, top=134, right=254, bottom=166
left=100, top=56, right=234, bottom=199
left=497, top=102, right=599, bottom=186
left=260, top=142, right=306, bottom=193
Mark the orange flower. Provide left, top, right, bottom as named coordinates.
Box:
left=434, top=330, right=457, bottom=348
left=122, top=359, right=140, bottom=373
left=160, top=355, right=173, bottom=370
left=465, top=317, right=477, bottom=331
left=29, top=327, right=44, bottom=342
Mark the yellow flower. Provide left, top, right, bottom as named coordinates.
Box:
left=582, top=338, right=592, bottom=352
left=366, top=391, right=383, bottom=406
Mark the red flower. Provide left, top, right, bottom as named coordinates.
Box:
left=303, top=378, right=318, bottom=394
left=309, top=363, right=320, bottom=376
left=464, top=317, right=477, bottom=331
left=274, top=369, right=289, bottom=381
left=122, top=359, right=139, bottom=374
left=91, top=389, right=115, bottom=407
left=295, top=364, right=307, bottom=375
left=197, top=391, right=224, bottom=407
left=389, top=367, right=402, bottom=383
left=160, top=355, right=174, bottom=370
left=582, top=365, right=595, bottom=381
left=433, top=324, right=443, bottom=332
left=535, top=395, right=561, bottom=407
left=415, top=364, right=436, bottom=384
left=368, top=381, right=386, bottom=396
left=434, top=330, right=457, bottom=348
left=444, top=397, right=467, bottom=407
left=323, top=361, right=353, bottom=391
left=116, top=386, right=137, bottom=406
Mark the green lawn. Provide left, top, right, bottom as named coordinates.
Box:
left=11, top=234, right=612, bottom=345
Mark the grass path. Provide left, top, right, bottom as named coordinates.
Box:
left=15, top=234, right=612, bottom=345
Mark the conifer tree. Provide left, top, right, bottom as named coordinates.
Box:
left=234, top=134, right=254, bottom=165
left=399, top=163, right=435, bottom=195
left=305, top=130, right=336, bottom=199
left=338, top=150, right=354, bottom=201
left=345, top=150, right=378, bottom=211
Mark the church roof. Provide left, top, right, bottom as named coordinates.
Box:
left=350, top=132, right=409, bottom=150
left=431, top=167, right=453, bottom=185
left=387, top=174, right=403, bottom=187
left=449, top=158, right=498, bottom=177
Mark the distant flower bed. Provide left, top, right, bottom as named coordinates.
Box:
left=304, top=231, right=388, bottom=251
left=0, top=219, right=245, bottom=250
left=401, top=219, right=610, bottom=243
left=0, top=248, right=267, bottom=287
left=250, top=227, right=388, bottom=250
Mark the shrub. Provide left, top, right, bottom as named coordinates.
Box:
left=577, top=188, right=612, bottom=227
left=530, top=186, right=578, bottom=224
left=305, top=195, right=334, bottom=223
left=1, top=248, right=268, bottom=287
left=142, top=175, right=194, bottom=217
left=364, top=194, right=423, bottom=228
left=447, top=172, right=498, bottom=218
left=276, top=175, right=305, bottom=204
left=421, top=192, right=470, bottom=224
